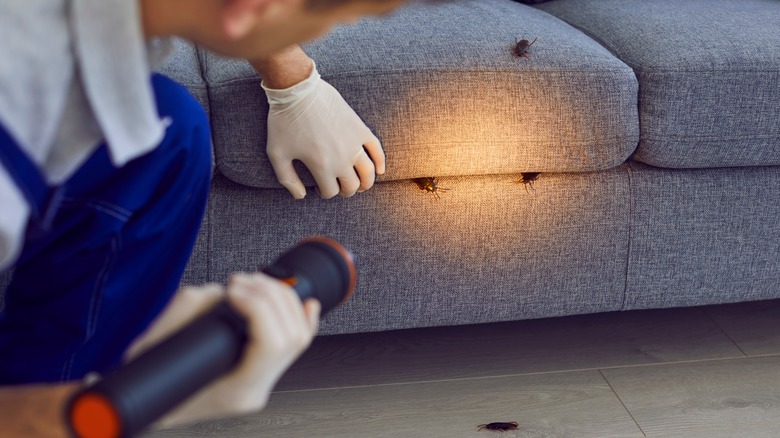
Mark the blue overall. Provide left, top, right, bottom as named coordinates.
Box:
left=0, top=74, right=211, bottom=384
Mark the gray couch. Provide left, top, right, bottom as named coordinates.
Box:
left=157, top=0, right=780, bottom=336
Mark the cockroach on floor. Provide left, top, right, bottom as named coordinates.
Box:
left=478, top=421, right=520, bottom=432
left=515, top=172, right=541, bottom=193
left=412, top=177, right=449, bottom=201
left=512, top=36, right=538, bottom=58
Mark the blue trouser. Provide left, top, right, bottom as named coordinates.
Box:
left=0, top=74, right=212, bottom=384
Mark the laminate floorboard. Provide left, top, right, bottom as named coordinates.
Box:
left=145, top=370, right=642, bottom=438
left=141, top=301, right=780, bottom=438
left=277, top=307, right=742, bottom=391
left=601, top=355, right=780, bottom=438
left=704, top=299, right=780, bottom=356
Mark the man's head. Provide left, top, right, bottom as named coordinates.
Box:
left=142, top=0, right=410, bottom=59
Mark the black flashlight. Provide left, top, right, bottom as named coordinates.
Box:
left=66, top=237, right=356, bottom=438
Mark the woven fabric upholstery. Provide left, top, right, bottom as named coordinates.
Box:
left=625, top=162, right=780, bottom=309
left=154, top=38, right=210, bottom=118
left=537, top=0, right=780, bottom=169
left=196, top=169, right=631, bottom=335
left=201, top=0, right=638, bottom=188
left=187, top=163, right=780, bottom=335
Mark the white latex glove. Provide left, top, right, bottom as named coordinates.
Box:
left=125, top=275, right=321, bottom=428
left=263, top=62, right=385, bottom=199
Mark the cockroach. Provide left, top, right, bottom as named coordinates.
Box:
left=512, top=37, right=538, bottom=58
left=515, top=172, right=541, bottom=193
left=412, top=177, right=449, bottom=201
left=478, top=421, right=520, bottom=432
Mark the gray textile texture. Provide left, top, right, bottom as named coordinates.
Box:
left=625, top=162, right=780, bottom=310
left=188, top=163, right=780, bottom=335
left=201, top=0, right=638, bottom=188
left=154, top=38, right=210, bottom=118
left=195, top=169, right=631, bottom=335
left=536, top=0, right=780, bottom=169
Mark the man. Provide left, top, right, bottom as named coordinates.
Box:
left=0, top=0, right=408, bottom=435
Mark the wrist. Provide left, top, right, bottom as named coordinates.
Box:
left=261, top=62, right=322, bottom=106
left=251, top=46, right=315, bottom=89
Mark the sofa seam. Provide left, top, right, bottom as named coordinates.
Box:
left=196, top=45, right=215, bottom=283
left=534, top=12, right=640, bottom=72
left=206, top=183, right=213, bottom=283
left=216, top=137, right=638, bottom=156
left=214, top=168, right=634, bottom=190
left=387, top=138, right=637, bottom=149
left=621, top=163, right=634, bottom=311
left=203, top=69, right=637, bottom=87
left=642, top=134, right=779, bottom=141
left=217, top=157, right=623, bottom=172
left=637, top=68, right=780, bottom=75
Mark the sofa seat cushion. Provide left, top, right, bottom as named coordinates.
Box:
left=537, top=0, right=780, bottom=169
left=202, top=0, right=638, bottom=188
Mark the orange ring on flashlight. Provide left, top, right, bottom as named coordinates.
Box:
left=300, top=236, right=357, bottom=304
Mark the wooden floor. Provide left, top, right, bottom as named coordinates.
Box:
left=144, top=299, right=780, bottom=438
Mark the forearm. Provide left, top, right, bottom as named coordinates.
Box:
left=250, top=45, right=314, bottom=89
left=0, top=383, right=80, bottom=438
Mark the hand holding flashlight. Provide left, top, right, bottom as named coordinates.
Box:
left=129, top=275, right=321, bottom=429
left=66, top=237, right=356, bottom=438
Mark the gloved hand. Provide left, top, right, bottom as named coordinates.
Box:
left=124, top=274, right=321, bottom=428
left=263, top=62, right=385, bottom=199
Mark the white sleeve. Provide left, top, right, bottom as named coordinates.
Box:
left=0, top=164, right=29, bottom=271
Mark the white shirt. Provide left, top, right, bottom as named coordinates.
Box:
left=0, top=0, right=172, bottom=270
